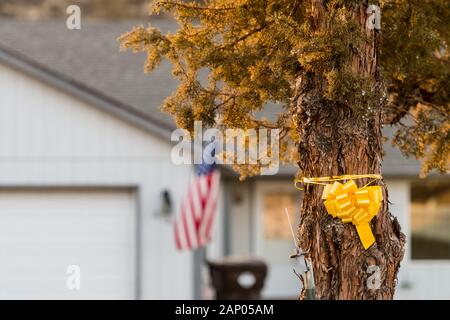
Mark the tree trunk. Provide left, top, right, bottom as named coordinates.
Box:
left=293, top=2, right=406, bottom=299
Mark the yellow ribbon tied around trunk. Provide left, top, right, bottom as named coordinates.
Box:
left=295, top=174, right=383, bottom=250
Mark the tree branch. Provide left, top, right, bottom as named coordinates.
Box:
left=156, top=1, right=239, bottom=11
left=219, top=24, right=269, bottom=50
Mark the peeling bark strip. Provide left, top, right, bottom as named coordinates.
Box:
left=293, top=1, right=406, bottom=300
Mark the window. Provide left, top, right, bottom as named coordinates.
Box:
left=262, top=193, right=299, bottom=263
left=411, top=179, right=450, bottom=260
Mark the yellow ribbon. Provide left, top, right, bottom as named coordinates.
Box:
left=295, top=175, right=383, bottom=250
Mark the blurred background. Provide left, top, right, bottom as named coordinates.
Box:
left=0, top=0, right=449, bottom=300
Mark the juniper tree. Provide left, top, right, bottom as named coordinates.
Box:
left=120, top=0, right=450, bottom=299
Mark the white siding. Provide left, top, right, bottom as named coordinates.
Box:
left=389, top=179, right=450, bottom=300
left=0, top=63, right=193, bottom=299
left=228, top=180, right=253, bottom=256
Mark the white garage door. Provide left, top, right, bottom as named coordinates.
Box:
left=0, top=189, right=137, bottom=299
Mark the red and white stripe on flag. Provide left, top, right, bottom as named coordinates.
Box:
left=174, top=170, right=220, bottom=251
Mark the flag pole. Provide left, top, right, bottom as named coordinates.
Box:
left=193, top=247, right=205, bottom=299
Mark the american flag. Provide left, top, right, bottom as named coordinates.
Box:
left=174, top=145, right=220, bottom=251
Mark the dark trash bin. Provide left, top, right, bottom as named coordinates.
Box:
left=207, top=258, right=268, bottom=300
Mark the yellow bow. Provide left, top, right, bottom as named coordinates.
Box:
left=321, top=180, right=382, bottom=249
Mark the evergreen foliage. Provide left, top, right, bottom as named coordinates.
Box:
left=120, top=0, right=449, bottom=177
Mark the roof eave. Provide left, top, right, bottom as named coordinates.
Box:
left=0, top=44, right=175, bottom=142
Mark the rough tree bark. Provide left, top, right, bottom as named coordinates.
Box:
left=293, top=1, right=406, bottom=299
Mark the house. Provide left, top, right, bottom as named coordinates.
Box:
left=0, top=18, right=448, bottom=300
left=0, top=18, right=205, bottom=299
